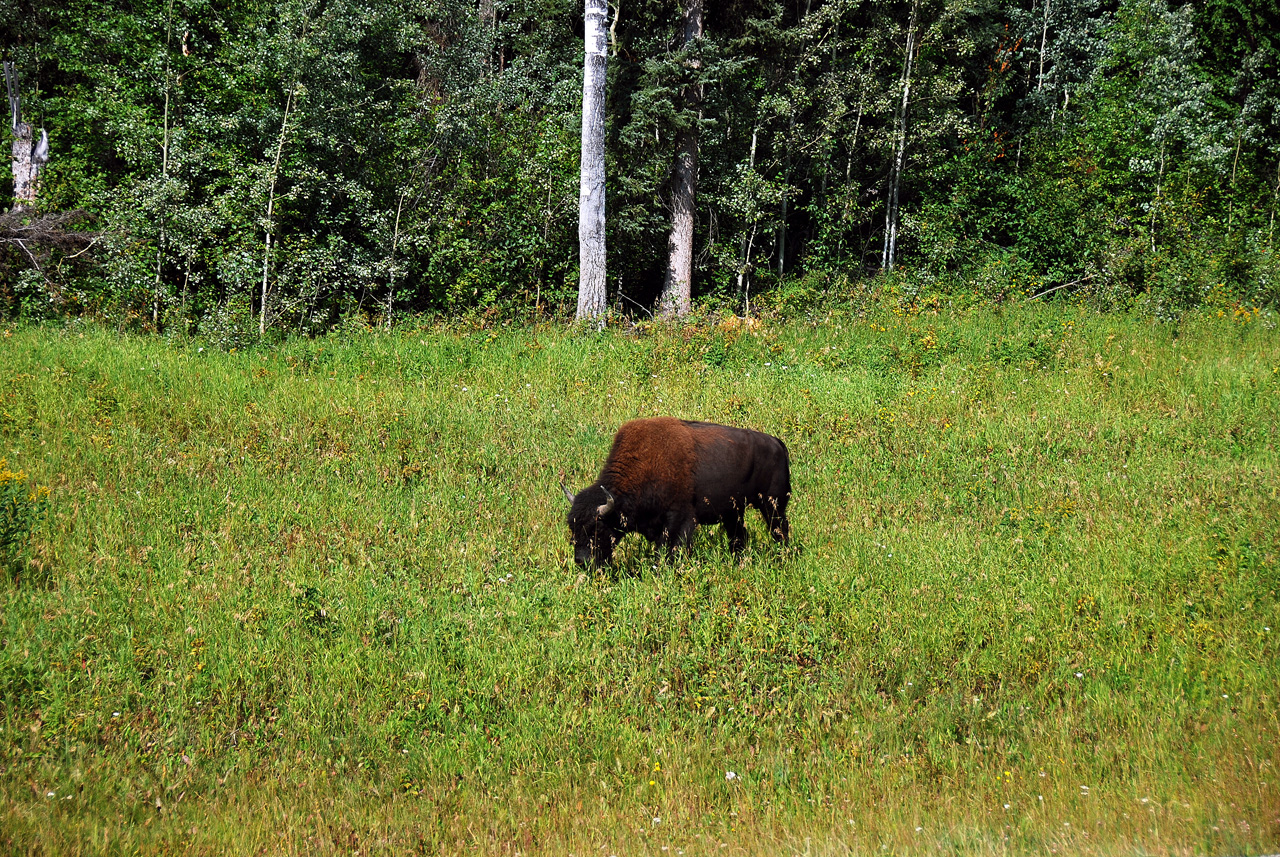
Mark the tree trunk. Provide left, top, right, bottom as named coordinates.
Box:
left=385, top=189, right=406, bottom=330
left=736, top=126, right=760, bottom=311
left=1228, top=131, right=1242, bottom=233
left=154, top=84, right=169, bottom=329
left=657, top=0, right=703, bottom=318
left=778, top=108, right=792, bottom=279
left=1150, top=140, right=1164, bottom=253
left=480, top=0, right=497, bottom=69
left=261, top=83, right=297, bottom=337
left=881, top=0, right=918, bottom=273
left=155, top=9, right=174, bottom=331
left=1037, top=0, right=1049, bottom=92
left=5, top=62, right=49, bottom=212
left=576, top=0, right=609, bottom=325
left=1270, top=158, right=1280, bottom=250
left=659, top=129, right=698, bottom=317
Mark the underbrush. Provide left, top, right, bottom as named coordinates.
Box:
left=1, top=302, right=1277, bottom=855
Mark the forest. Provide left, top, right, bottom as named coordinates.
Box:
left=2, top=0, right=1279, bottom=332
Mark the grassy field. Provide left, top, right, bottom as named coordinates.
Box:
left=1, top=299, right=1278, bottom=855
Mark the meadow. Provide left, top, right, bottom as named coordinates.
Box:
left=1, top=298, right=1278, bottom=855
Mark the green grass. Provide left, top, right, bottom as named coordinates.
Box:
left=1, top=301, right=1278, bottom=855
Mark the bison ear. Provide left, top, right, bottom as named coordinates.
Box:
left=596, top=486, right=616, bottom=517
left=559, top=472, right=575, bottom=504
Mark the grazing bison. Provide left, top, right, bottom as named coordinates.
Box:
left=561, top=417, right=791, bottom=567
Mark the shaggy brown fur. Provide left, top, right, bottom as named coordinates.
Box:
left=600, top=416, right=696, bottom=497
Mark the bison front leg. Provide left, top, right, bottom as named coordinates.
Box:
left=661, top=509, right=697, bottom=560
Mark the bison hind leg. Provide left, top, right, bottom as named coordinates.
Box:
left=758, top=494, right=790, bottom=544
left=722, top=514, right=748, bottom=554
left=768, top=513, right=790, bottom=543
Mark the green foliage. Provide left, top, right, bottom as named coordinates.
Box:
left=0, top=457, right=48, bottom=575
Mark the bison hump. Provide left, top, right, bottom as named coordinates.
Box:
left=600, top=417, right=696, bottom=498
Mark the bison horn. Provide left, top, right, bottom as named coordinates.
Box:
left=559, top=472, right=575, bottom=504
left=596, top=487, right=616, bottom=517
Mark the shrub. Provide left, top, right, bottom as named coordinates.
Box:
left=0, top=458, right=49, bottom=575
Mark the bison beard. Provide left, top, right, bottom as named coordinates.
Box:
left=563, top=417, right=791, bottom=567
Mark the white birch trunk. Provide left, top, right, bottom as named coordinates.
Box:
left=260, top=84, right=297, bottom=337
left=1150, top=141, right=1165, bottom=253
left=576, top=0, right=609, bottom=325
left=385, top=190, right=406, bottom=330
left=778, top=111, right=791, bottom=278
left=1270, top=159, right=1280, bottom=249
left=736, top=126, right=760, bottom=310
left=881, top=0, right=918, bottom=273
left=155, top=78, right=171, bottom=329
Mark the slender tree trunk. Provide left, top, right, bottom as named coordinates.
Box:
left=778, top=108, right=794, bottom=278
left=155, top=5, right=174, bottom=330
left=658, top=0, right=704, bottom=318
left=1150, top=141, right=1164, bottom=254
left=881, top=0, right=919, bottom=273
left=480, top=0, right=495, bottom=69
left=1228, top=131, right=1242, bottom=233
left=842, top=84, right=865, bottom=267
left=851, top=65, right=868, bottom=150
left=737, top=126, right=760, bottom=310
left=260, top=83, right=297, bottom=337
left=576, top=0, right=609, bottom=325
left=180, top=257, right=192, bottom=330
left=1037, top=0, right=1049, bottom=91
left=155, top=84, right=169, bottom=329
left=738, top=224, right=757, bottom=314
left=1270, top=159, right=1280, bottom=250
left=385, top=189, right=406, bottom=330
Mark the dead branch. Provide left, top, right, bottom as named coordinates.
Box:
left=0, top=209, right=98, bottom=254
left=1026, top=274, right=1093, bottom=302
left=0, top=210, right=99, bottom=291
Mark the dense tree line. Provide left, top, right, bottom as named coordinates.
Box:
left=2, top=0, right=1278, bottom=333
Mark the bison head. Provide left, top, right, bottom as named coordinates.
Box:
left=562, top=481, right=620, bottom=567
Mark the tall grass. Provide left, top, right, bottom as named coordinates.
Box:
left=1, top=302, right=1277, bottom=855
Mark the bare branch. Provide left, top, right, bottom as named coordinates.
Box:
left=0, top=211, right=99, bottom=286
left=1026, top=274, right=1092, bottom=301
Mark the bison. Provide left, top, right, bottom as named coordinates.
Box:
left=561, top=417, right=791, bottom=567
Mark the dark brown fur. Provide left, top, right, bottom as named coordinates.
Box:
left=565, top=417, right=791, bottom=566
